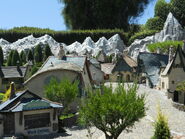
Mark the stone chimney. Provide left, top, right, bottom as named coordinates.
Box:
left=57, top=45, right=65, bottom=59
left=168, top=46, right=173, bottom=63
left=9, top=82, right=16, bottom=99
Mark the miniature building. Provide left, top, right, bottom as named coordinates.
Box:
left=101, top=55, right=137, bottom=82
left=0, top=65, right=30, bottom=92
left=0, top=83, right=63, bottom=137
left=159, top=45, right=185, bottom=104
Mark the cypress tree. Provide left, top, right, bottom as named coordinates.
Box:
left=0, top=46, right=4, bottom=66
left=11, top=50, right=21, bottom=66
left=7, top=50, right=14, bottom=66
left=34, top=45, right=43, bottom=63
left=44, top=44, right=52, bottom=60
left=20, top=50, right=26, bottom=64
left=27, top=49, right=34, bottom=62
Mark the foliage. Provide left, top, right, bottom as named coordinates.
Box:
left=0, top=93, right=4, bottom=101
left=171, top=0, right=185, bottom=27
left=152, top=107, right=171, bottom=139
left=0, top=46, right=4, bottom=66
left=154, top=0, right=171, bottom=21
left=44, top=78, right=79, bottom=111
left=20, top=50, right=26, bottom=65
left=147, top=41, right=183, bottom=53
left=145, top=17, right=164, bottom=31
left=79, top=83, right=146, bottom=139
left=0, top=27, right=128, bottom=45
left=30, top=65, right=39, bottom=76
left=6, top=50, right=14, bottom=66
left=128, top=30, right=158, bottom=45
left=27, top=49, right=34, bottom=62
left=34, top=45, right=43, bottom=63
left=44, top=44, right=52, bottom=60
left=60, top=0, right=151, bottom=30
left=176, top=80, right=185, bottom=92
left=11, top=50, right=21, bottom=66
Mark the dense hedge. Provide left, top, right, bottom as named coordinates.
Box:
left=147, top=41, right=183, bottom=53
left=128, top=30, right=158, bottom=45
left=145, top=16, right=164, bottom=31
left=0, top=27, right=129, bottom=45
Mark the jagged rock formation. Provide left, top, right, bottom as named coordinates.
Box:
left=0, top=34, right=125, bottom=58
left=128, top=12, right=185, bottom=60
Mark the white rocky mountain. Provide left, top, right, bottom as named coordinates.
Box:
left=127, top=12, right=185, bottom=60
left=0, top=34, right=125, bottom=58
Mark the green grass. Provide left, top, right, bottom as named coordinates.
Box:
left=147, top=41, right=183, bottom=53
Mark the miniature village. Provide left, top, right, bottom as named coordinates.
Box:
left=0, top=12, right=185, bottom=139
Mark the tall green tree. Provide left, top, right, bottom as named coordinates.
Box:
left=79, top=83, right=146, bottom=139
left=27, top=49, right=34, bottom=62
left=34, top=45, right=43, bottom=63
left=11, top=50, right=21, bottom=66
left=7, top=50, right=14, bottom=66
left=60, top=0, right=152, bottom=30
left=20, top=50, right=26, bottom=65
left=44, top=44, right=52, bottom=60
left=0, top=46, right=4, bottom=66
left=171, top=0, right=185, bottom=27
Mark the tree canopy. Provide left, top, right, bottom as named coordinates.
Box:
left=34, top=45, right=43, bottom=63
left=11, top=50, right=21, bottom=66
left=27, top=49, right=34, bottom=62
left=44, top=44, right=52, bottom=60
left=0, top=46, right=4, bottom=66
left=60, top=0, right=152, bottom=31
left=79, top=83, right=146, bottom=139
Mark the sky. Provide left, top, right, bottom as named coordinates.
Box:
left=0, top=0, right=170, bottom=31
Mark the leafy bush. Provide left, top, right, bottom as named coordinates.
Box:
left=152, top=107, right=171, bottom=139
left=176, top=80, right=185, bottom=92
left=147, top=41, right=183, bottom=53
left=128, top=30, right=158, bottom=45
left=145, top=17, right=164, bottom=31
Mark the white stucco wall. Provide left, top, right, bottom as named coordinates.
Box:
left=15, top=109, right=58, bottom=136
left=25, top=70, right=79, bottom=97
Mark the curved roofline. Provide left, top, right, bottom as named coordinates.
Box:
left=24, top=68, right=82, bottom=85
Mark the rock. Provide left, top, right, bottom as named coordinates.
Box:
left=128, top=12, right=185, bottom=60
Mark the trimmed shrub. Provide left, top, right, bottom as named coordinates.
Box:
left=145, top=17, right=164, bottom=31
left=152, top=107, right=171, bottom=139
left=147, top=41, right=183, bottom=53
left=128, top=30, right=158, bottom=45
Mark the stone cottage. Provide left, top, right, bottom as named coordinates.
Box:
left=159, top=45, right=185, bottom=104
left=0, top=82, right=62, bottom=137
left=24, top=55, right=92, bottom=97
left=0, top=64, right=31, bottom=92
left=101, top=55, right=137, bottom=82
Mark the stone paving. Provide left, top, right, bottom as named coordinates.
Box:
left=45, top=83, right=185, bottom=139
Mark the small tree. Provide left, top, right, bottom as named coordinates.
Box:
left=20, top=50, right=26, bottom=65
left=0, top=46, right=4, bottom=66
left=79, top=83, right=146, bottom=139
left=7, top=50, right=14, bottom=66
left=44, top=78, right=79, bottom=112
left=27, top=49, right=34, bottom=62
left=152, top=107, right=171, bottom=139
left=11, top=50, right=21, bottom=66
left=34, top=45, right=43, bottom=63
left=43, top=44, right=52, bottom=60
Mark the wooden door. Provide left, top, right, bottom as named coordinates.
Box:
left=3, top=113, right=15, bottom=135
left=173, top=91, right=179, bottom=102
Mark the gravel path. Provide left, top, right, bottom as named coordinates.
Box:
left=51, top=83, right=185, bottom=139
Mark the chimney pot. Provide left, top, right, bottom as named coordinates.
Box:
left=9, top=82, right=16, bottom=99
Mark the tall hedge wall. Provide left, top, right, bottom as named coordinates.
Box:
left=0, top=28, right=128, bottom=45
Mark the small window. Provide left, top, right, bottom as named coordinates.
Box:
left=162, top=82, right=165, bottom=89
left=172, top=81, right=175, bottom=84
left=24, top=113, right=50, bottom=130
